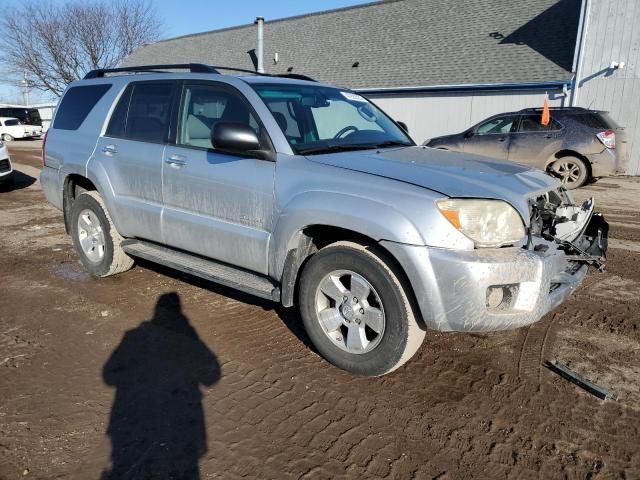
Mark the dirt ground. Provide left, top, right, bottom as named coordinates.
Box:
left=1, top=140, right=639, bottom=479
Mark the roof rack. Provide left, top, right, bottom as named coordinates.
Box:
left=517, top=106, right=589, bottom=112
left=84, top=63, right=219, bottom=79
left=83, top=63, right=317, bottom=82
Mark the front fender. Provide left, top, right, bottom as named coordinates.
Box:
left=269, top=191, right=425, bottom=280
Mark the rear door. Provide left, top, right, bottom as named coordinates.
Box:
left=462, top=115, right=517, bottom=159
left=507, top=115, right=564, bottom=168
left=93, top=81, right=177, bottom=242
left=161, top=81, right=275, bottom=274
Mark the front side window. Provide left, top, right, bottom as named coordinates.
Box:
left=518, top=115, right=562, bottom=132
left=178, top=84, right=260, bottom=149
left=476, top=116, right=516, bottom=135
left=253, top=84, right=412, bottom=154
left=5, top=119, right=20, bottom=126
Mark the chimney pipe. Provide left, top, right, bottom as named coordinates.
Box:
left=255, top=16, right=265, bottom=73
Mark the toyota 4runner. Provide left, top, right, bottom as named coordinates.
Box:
left=40, top=64, right=608, bottom=376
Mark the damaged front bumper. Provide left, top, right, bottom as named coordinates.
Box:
left=381, top=211, right=608, bottom=332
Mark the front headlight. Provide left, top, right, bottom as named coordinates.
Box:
left=437, top=199, right=525, bottom=248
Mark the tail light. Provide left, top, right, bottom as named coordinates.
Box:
left=41, top=130, right=48, bottom=166
left=596, top=129, right=616, bottom=149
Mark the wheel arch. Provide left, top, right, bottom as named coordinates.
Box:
left=278, top=224, right=427, bottom=330
left=62, top=174, right=98, bottom=233
left=545, top=150, right=592, bottom=177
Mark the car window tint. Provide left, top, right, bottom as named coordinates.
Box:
left=518, top=115, right=562, bottom=132
left=125, top=83, right=173, bottom=143
left=106, top=86, right=133, bottom=138
left=264, top=100, right=300, bottom=139
left=53, top=84, right=112, bottom=130
left=178, top=84, right=259, bottom=149
left=571, top=113, right=608, bottom=129
left=476, top=116, right=515, bottom=135
left=5, top=119, right=19, bottom=126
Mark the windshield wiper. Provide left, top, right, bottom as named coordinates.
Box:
left=298, top=140, right=412, bottom=155
left=373, top=140, right=413, bottom=148
left=297, top=143, right=380, bottom=155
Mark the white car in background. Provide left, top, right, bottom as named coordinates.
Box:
left=0, top=117, right=42, bottom=141
left=0, top=139, right=14, bottom=185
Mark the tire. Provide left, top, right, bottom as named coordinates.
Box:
left=70, top=191, right=134, bottom=277
left=551, top=156, right=589, bottom=189
left=298, top=241, right=425, bottom=376
left=2, top=134, right=14, bottom=142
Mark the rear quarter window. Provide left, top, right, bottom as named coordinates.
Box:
left=53, top=84, right=112, bottom=130
left=570, top=113, right=610, bottom=129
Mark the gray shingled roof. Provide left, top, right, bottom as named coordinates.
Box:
left=123, top=0, right=580, bottom=90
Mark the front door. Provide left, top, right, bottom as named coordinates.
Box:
left=91, top=81, right=176, bottom=242
left=161, top=81, right=275, bottom=274
left=463, top=114, right=518, bottom=160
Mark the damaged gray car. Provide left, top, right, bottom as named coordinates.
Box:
left=40, top=64, right=608, bottom=376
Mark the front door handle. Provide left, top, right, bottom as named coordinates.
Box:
left=498, top=137, right=507, bottom=142
left=102, top=144, right=117, bottom=155
left=165, top=154, right=187, bottom=167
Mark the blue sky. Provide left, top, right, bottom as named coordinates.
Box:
left=0, top=0, right=371, bottom=103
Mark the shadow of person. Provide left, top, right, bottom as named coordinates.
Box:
left=101, top=292, right=220, bottom=480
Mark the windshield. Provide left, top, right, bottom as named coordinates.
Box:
left=253, top=84, right=413, bottom=154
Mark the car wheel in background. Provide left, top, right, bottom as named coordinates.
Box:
left=2, top=134, right=14, bottom=142
left=552, top=156, right=589, bottom=189
left=70, top=191, right=134, bottom=277
left=299, top=241, right=425, bottom=376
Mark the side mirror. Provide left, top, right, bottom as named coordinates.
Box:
left=212, top=122, right=273, bottom=160
left=464, top=130, right=474, bottom=139
left=397, top=121, right=409, bottom=133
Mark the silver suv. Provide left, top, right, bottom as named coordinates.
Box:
left=40, top=64, right=608, bottom=376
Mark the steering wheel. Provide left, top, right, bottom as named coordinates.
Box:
left=334, top=125, right=358, bottom=139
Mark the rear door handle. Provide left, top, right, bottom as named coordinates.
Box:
left=102, top=144, right=117, bottom=155
left=165, top=154, right=187, bottom=167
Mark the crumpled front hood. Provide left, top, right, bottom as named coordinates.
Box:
left=306, top=146, right=560, bottom=220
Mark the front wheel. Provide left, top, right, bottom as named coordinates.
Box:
left=70, top=191, right=134, bottom=277
left=552, top=156, right=589, bottom=189
left=2, top=134, right=14, bottom=142
left=299, top=241, right=425, bottom=376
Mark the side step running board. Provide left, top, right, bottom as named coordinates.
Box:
left=121, top=239, right=280, bottom=302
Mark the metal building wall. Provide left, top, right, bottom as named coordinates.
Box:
left=368, top=89, right=564, bottom=144
left=574, top=0, right=640, bottom=174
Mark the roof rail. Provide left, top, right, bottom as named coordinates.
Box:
left=84, top=63, right=219, bottom=79
left=517, top=106, right=589, bottom=112
left=83, top=63, right=317, bottom=82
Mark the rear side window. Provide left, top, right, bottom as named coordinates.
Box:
left=5, top=119, right=20, bottom=126
left=125, top=83, right=174, bottom=143
left=106, top=86, right=133, bottom=138
left=517, top=115, right=562, bottom=132
left=53, top=84, right=111, bottom=130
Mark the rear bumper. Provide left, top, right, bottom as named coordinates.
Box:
left=40, top=165, right=62, bottom=209
left=588, top=148, right=627, bottom=177
left=382, top=238, right=589, bottom=332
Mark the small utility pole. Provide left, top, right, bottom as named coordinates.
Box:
left=255, top=17, right=265, bottom=73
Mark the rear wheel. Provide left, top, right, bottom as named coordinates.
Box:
left=2, top=134, right=14, bottom=142
left=70, top=191, right=134, bottom=277
left=552, top=156, right=589, bottom=189
left=299, top=241, right=425, bottom=376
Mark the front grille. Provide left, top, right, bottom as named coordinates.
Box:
left=0, top=159, right=10, bottom=173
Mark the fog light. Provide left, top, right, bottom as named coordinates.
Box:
left=486, top=285, right=518, bottom=311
